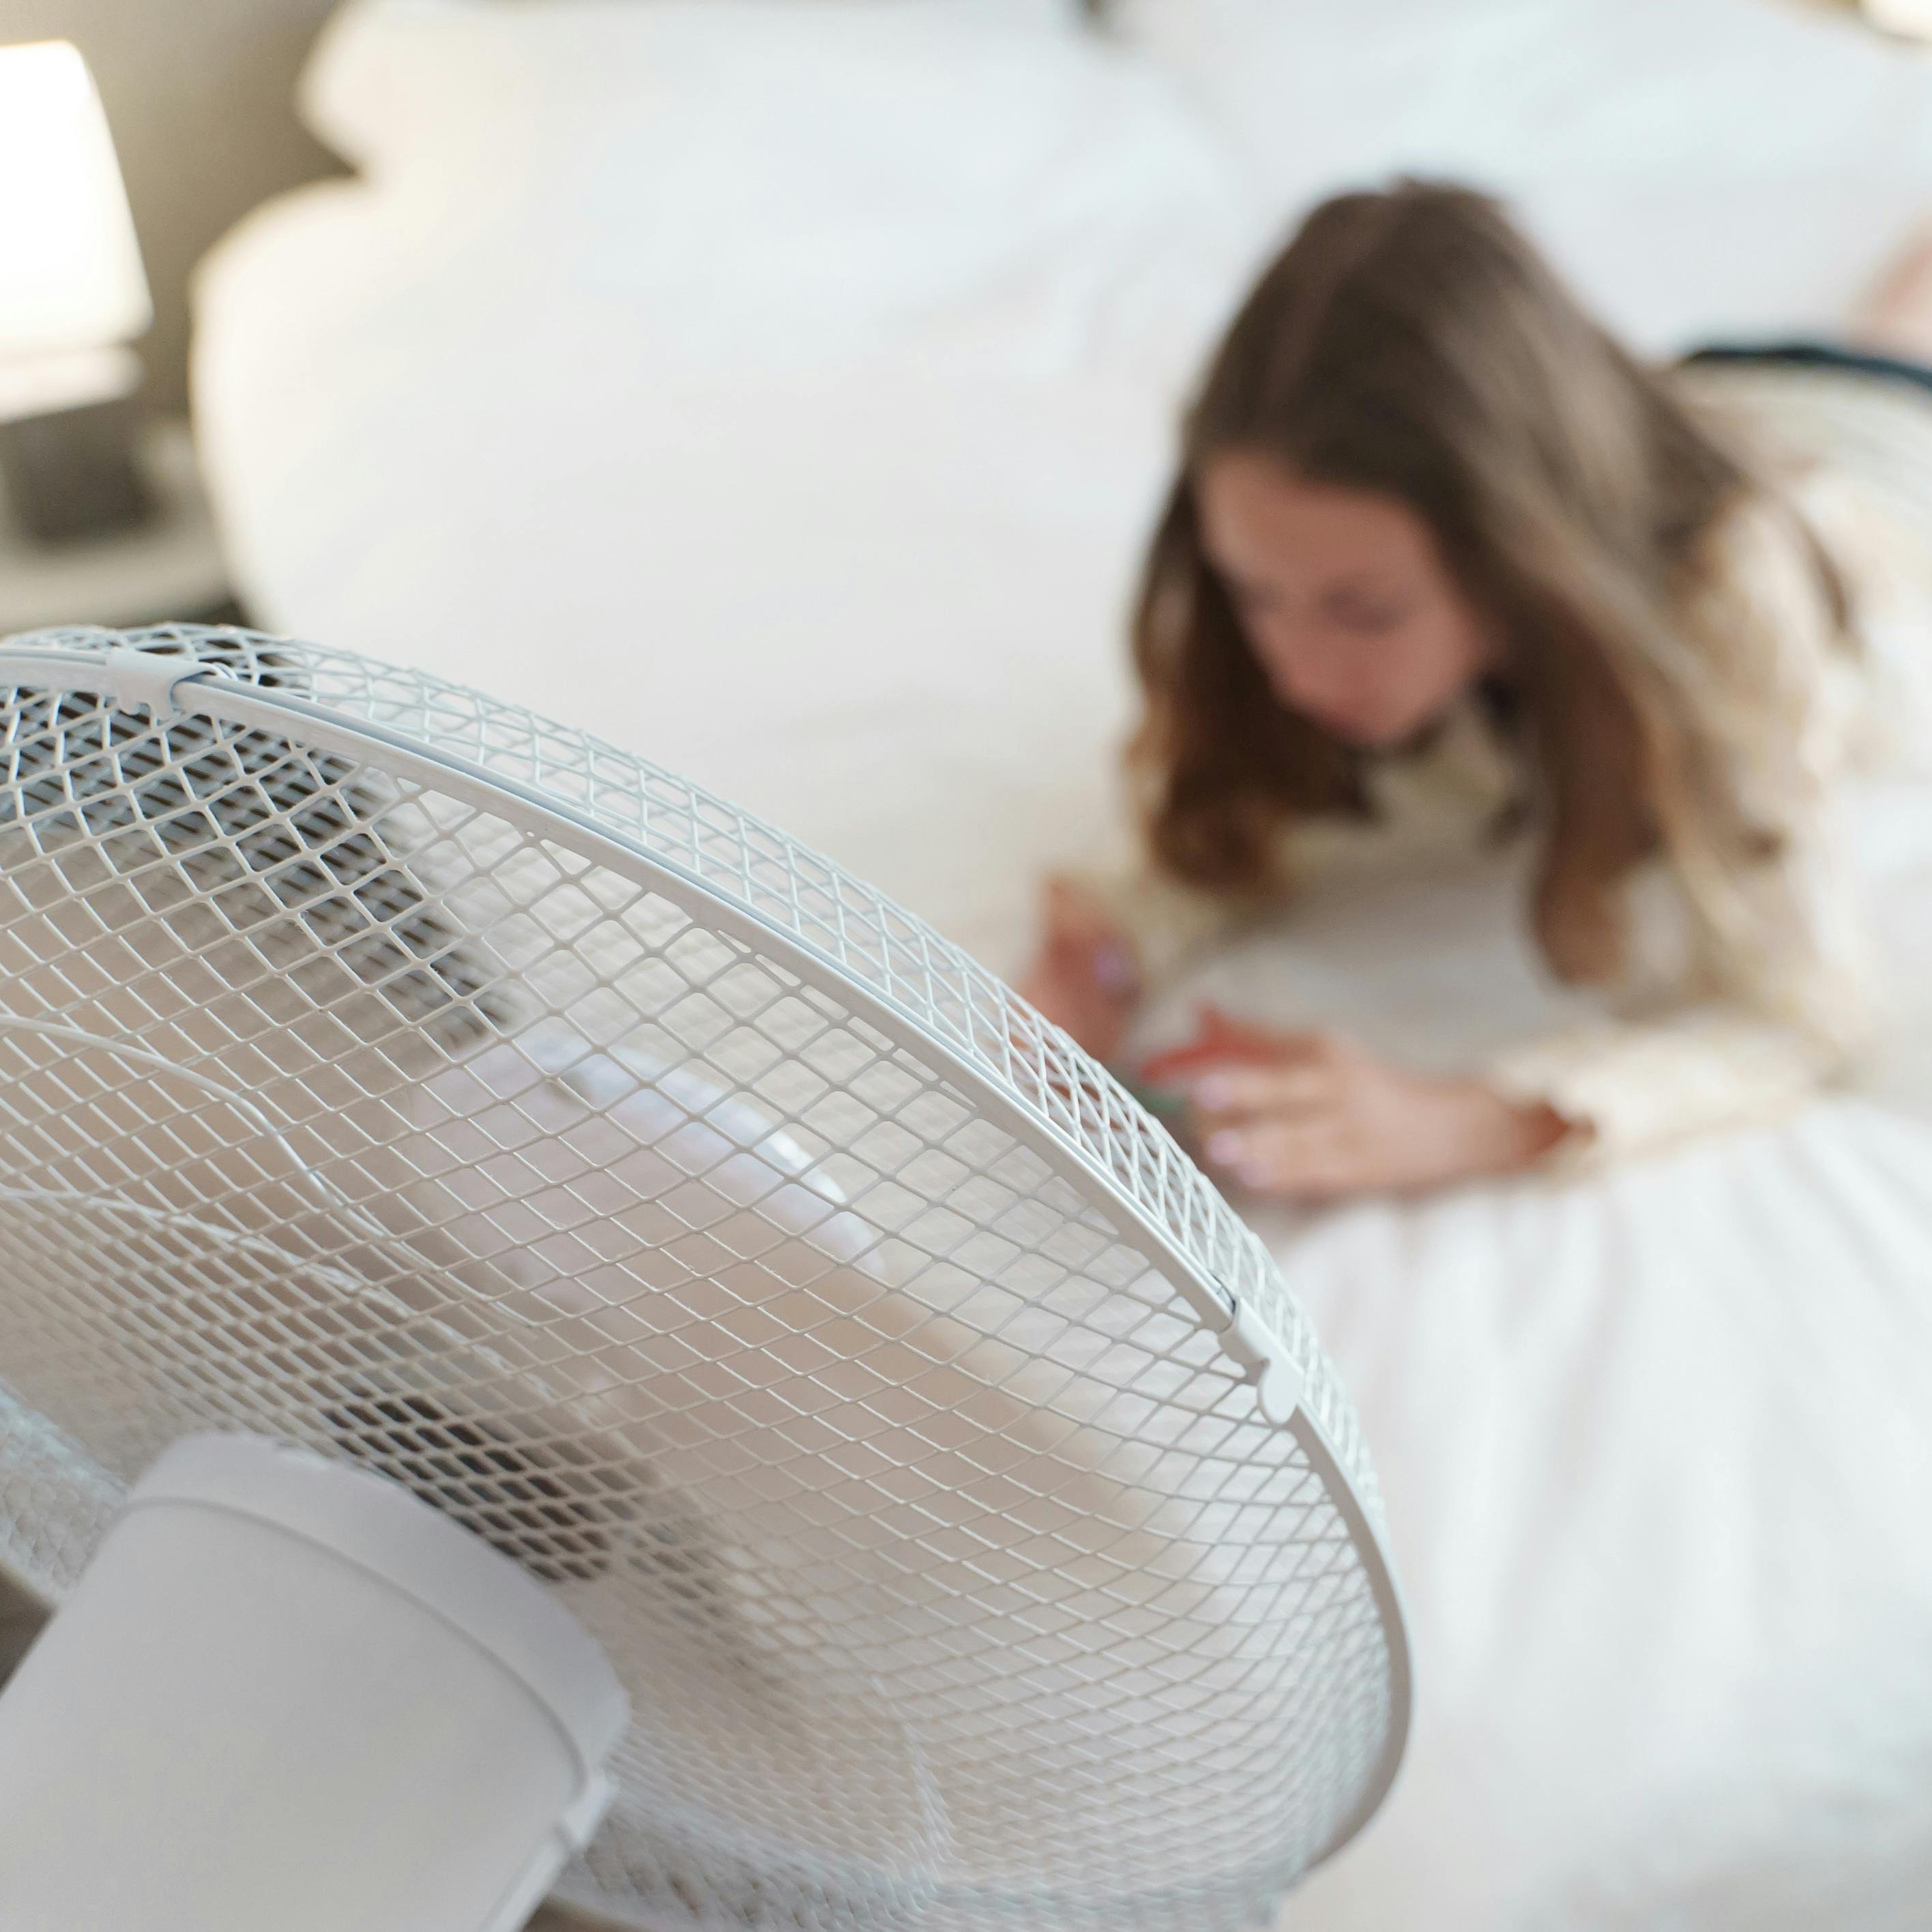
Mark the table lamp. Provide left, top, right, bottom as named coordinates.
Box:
left=0, top=40, right=154, bottom=542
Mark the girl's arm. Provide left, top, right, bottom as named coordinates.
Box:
left=1484, top=1005, right=1843, bottom=1171
left=1483, top=838, right=1871, bottom=1167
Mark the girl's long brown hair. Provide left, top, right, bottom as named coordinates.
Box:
left=1132, top=179, right=1849, bottom=995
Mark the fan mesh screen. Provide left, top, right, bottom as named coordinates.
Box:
left=0, top=628, right=1404, bottom=1932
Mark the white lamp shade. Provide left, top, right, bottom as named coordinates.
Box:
left=0, top=42, right=151, bottom=364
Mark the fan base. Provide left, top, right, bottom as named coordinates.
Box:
left=0, top=1435, right=627, bottom=1931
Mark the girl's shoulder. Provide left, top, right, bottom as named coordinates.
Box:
left=1676, top=478, right=1845, bottom=704
left=1677, top=357, right=1932, bottom=617
left=1684, top=460, right=1932, bottom=784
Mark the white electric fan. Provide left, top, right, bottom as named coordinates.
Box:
left=0, top=626, right=1407, bottom=1931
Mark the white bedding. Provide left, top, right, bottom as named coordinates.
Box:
left=190, top=3, right=1932, bottom=1924
left=1278, top=1099, right=1932, bottom=1929
left=1143, top=828, right=1932, bottom=1929
left=1114, top=0, right=1932, bottom=356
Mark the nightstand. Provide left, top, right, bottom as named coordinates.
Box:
left=0, top=416, right=235, bottom=637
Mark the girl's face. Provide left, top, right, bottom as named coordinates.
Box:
left=1197, top=452, right=1497, bottom=749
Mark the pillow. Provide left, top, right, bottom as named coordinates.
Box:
left=297, top=0, right=1248, bottom=373
left=1105, top=0, right=1932, bottom=349
left=306, top=0, right=1087, bottom=171
left=201, top=0, right=1255, bottom=965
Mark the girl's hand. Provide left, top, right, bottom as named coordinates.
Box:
left=1167, top=1019, right=1571, bottom=1201
left=1016, top=877, right=1143, bottom=1063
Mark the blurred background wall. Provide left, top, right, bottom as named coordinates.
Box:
left=7, top=0, right=339, bottom=412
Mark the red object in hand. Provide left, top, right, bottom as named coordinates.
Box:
left=1138, top=1005, right=1294, bottom=1085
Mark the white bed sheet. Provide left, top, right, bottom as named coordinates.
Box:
left=190, top=3, right=1932, bottom=1924
left=1137, top=821, right=1932, bottom=1929
left=1280, top=1100, right=1932, bottom=1930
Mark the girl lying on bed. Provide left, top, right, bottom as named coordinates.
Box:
left=1023, top=179, right=1932, bottom=1203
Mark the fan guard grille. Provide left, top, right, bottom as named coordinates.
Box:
left=0, top=628, right=1405, bottom=1932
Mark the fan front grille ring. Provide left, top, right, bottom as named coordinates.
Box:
left=0, top=628, right=1406, bottom=1932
